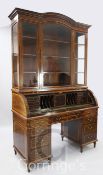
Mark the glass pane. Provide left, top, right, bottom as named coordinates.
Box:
left=43, top=24, right=71, bottom=86
left=44, top=24, right=71, bottom=42
left=74, top=32, right=85, bottom=85
left=43, top=57, right=70, bottom=72
left=23, top=55, right=37, bottom=72
left=22, top=22, right=38, bottom=87
left=75, top=32, right=85, bottom=85
left=13, top=23, right=18, bottom=54
left=76, top=33, right=85, bottom=44
left=78, top=59, right=84, bottom=72
left=13, top=56, right=18, bottom=86
left=76, top=59, right=84, bottom=73
left=44, top=41, right=70, bottom=58
left=23, top=37, right=36, bottom=55
left=43, top=73, right=70, bottom=86
left=75, top=33, right=85, bottom=59
left=22, top=22, right=36, bottom=37
left=76, top=73, right=84, bottom=84
left=78, top=45, right=85, bottom=58
left=23, top=73, right=37, bottom=87
left=12, top=23, right=18, bottom=87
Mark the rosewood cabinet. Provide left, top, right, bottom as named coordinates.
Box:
left=9, top=8, right=98, bottom=172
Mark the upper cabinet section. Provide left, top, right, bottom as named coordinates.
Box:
left=9, top=8, right=91, bottom=92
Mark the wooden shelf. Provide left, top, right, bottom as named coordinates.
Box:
left=44, top=38, right=71, bottom=44
left=23, top=54, right=36, bottom=57
left=23, top=35, right=36, bottom=39
left=23, top=72, right=37, bottom=74
left=43, top=55, right=70, bottom=59
left=43, top=72, right=70, bottom=73
left=13, top=53, right=18, bottom=56
left=75, top=58, right=85, bottom=60
left=75, top=43, right=85, bottom=46
left=75, top=72, right=84, bottom=74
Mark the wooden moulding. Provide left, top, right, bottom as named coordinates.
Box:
left=8, top=8, right=91, bottom=31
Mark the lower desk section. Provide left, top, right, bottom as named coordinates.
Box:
left=13, top=106, right=98, bottom=170
left=13, top=113, right=51, bottom=164
left=61, top=108, right=97, bottom=152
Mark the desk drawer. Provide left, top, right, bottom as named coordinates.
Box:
left=82, top=108, right=97, bottom=118
left=29, top=145, right=51, bottom=161
left=28, top=127, right=50, bottom=137
left=82, top=133, right=97, bottom=144
left=30, top=134, right=51, bottom=149
left=28, top=118, right=49, bottom=128
left=68, top=111, right=82, bottom=120
left=83, top=116, right=97, bottom=124
left=83, top=123, right=97, bottom=134
left=50, top=114, right=67, bottom=124
left=50, top=111, right=82, bottom=124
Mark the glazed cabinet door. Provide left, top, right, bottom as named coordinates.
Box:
left=21, top=22, right=39, bottom=88
left=12, top=22, right=18, bottom=87
left=74, top=33, right=87, bottom=85
left=41, top=23, right=72, bottom=87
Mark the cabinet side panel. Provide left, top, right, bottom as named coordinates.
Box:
left=13, top=113, right=28, bottom=159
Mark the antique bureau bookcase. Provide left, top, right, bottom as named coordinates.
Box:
left=9, top=8, right=98, bottom=172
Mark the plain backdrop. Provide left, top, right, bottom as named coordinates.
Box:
left=0, top=1, right=103, bottom=175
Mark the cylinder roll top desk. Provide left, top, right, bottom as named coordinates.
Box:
left=8, top=8, right=98, bottom=172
